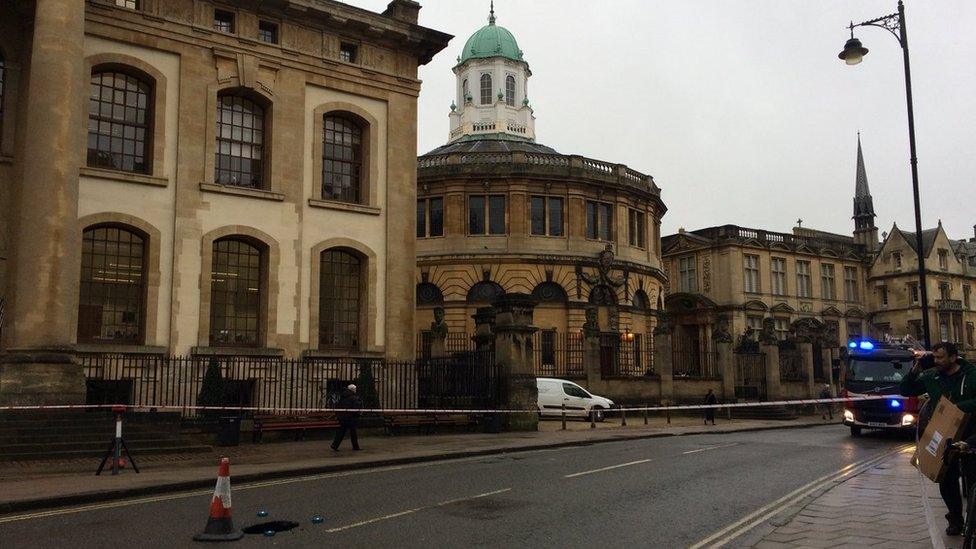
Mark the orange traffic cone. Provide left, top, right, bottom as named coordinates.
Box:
left=193, top=457, right=243, bottom=542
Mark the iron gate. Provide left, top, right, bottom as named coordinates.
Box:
left=734, top=352, right=766, bottom=400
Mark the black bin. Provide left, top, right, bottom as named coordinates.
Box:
left=217, top=416, right=241, bottom=446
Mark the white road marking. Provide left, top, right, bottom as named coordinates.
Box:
left=564, top=459, right=651, bottom=478
left=0, top=455, right=520, bottom=524
left=682, top=443, right=739, bottom=455
left=325, top=488, right=511, bottom=533
left=689, top=444, right=912, bottom=549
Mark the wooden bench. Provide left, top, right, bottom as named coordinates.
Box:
left=252, top=413, right=340, bottom=443
left=383, top=413, right=474, bottom=436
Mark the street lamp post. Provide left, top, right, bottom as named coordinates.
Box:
left=839, top=0, right=931, bottom=349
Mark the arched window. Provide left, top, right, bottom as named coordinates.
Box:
left=462, top=79, right=469, bottom=100
left=78, top=225, right=146, bottom=344
left=88, top=69, right=152, bottom=173
left=320, top=249, right=361, bottom=349
left=416, top=282, right=444, bottom=305
left=467, top=281, right=504, bottom=304
left=532, top=282, right=567, bottom=304
left=480, top=73, right=492, bottom=105
left=210, top=238, right=263, bottom=346
left=633, top=290, right=650, bottom=311
left=215, top=93, right=265, bottom=189
left=322, top=114, right=363, bottom=204
left=505, top=75, right=516, bottom=107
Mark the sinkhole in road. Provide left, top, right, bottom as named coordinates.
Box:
left=242, top=520, right=299, bottom=535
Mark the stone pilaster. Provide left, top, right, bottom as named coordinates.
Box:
left=492, top=294, right=538, bottom=431
left=761, top=343, right=782, bottom=401
left=715, top=340, right=735, bottom=401
left=471, top=307, right=495, bottom=353
left=653, top=316, right=673, bottom=403
left=0, top=0, right=87, bottom=405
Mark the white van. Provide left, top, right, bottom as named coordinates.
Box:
left=536, top=377, right=614, bottom=421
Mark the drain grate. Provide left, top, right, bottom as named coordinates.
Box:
left=242, top=521, right=299, bottom=535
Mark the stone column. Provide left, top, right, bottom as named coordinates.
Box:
left=653, top=315, right=674, bottom=404
left=716, top=341, right=735, bottom=401
left=0, top=0, right=87, bottom=405
left=492, top=294, right=539, bottom=431
left=581, top=305, right=601, bottom=387
left=799, top=341, right=815, bottom=398
left=761, top=342, right=782, bottom=401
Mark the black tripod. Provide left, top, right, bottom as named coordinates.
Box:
left=96, top=406, right=140, bottom=475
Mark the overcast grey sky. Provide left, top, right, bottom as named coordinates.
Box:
left=352, top=1, right=976, bottom=240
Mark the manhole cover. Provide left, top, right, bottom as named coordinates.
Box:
left=242, top=521, right=299, bottom=535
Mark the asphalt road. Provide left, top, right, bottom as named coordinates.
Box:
left=0, top=425, right=907, bottom=548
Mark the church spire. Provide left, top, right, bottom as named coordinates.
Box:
left=852, top=133, right=879, bottom=252
left=855, top=132, right=871, bottom=198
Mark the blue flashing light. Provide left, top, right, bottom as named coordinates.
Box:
left=848, top=341, right=857, bottom=349
left=858, top=341, right=875, bottom=350
left=890, top=399, right=902, bottom=409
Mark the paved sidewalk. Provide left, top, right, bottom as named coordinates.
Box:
left=748, top=447, right=956, bottom=548
left=0, top=414, right=837, bottom=514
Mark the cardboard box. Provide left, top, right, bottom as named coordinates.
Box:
left=916, top=397, right=970, bottom=483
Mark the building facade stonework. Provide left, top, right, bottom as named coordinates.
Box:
left=0, top=0, right=449, bottom=404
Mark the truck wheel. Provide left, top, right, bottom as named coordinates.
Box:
left=850, top=426, right=861, bottom=437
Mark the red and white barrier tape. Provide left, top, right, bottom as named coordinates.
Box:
left=0, top=395, right=904, bottom=415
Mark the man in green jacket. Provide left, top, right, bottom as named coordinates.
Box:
left=900, top=342, right=976, bottom=535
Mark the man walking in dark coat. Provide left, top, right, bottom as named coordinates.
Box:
left=331, top=384, right=363, bottom=451
left=704, top=389, right=717, bottom=425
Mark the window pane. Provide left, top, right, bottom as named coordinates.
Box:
left=469, top=195, right=485, bottom=235
left=598, top=203, right=612, bottom=241
left=88, top=71, right=151, bottom=174
left=488, top=195, right=506, bottom=235
left=319, top=249, right=361, bottom=349
left=548, top=197, right=564, bottom=237
left=586, top=202, right=597, bottom=239
left=530, top=197, right=545, bottom=235
left=505, top=75, right=516, bottom=107
left=215, top=95, right=264, bottom=188
left=210, top=238, right=262, bottom=346
left=416, top=199, right=426, bottom=238
left=77, top=226, right=146, bottom=344
left=322, top=114, right=363, bottom=203
left=480, top=74, right=492, bottom=105
left=429, top=197, right=443, bottom=237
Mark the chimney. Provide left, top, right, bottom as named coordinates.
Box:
left=383, top=0, right=421, bottom=24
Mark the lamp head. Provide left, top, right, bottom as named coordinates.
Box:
left=839, top=37, right=869, bottom=65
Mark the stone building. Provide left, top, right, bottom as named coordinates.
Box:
left=0, top=0, right=450, bottom=404
left=662, top=136, right=976, bottom=370
left=414, top=6, right=667, bottom=358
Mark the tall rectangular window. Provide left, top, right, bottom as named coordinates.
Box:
left=747, top=316, right=763, bottom=332
left=880, top=285, right=888, bottom=307
left=964, top=285, right=971, bottom=309
left=939, top=250, right=949, bottom=270
left=821, top=263, right=836, bottom=300
left=340, top=43, right=358, bottom=63
left=771, top=257, right=786, bottom=296
left=844, top=266, right=858, bottom=301
left=909, top=282, right=919, bottom=305
left=744, top=254, right=760, bottom=293
left=892, top=252, right=902, bottom=270
left=417, top=197, right=443, bottom=238
left=940, top=282, right=951, bottom=300
left=678, top=255, right=697, bottom=293
left=214, top=10, right=235, bottom=33
left=628, top=209, right=646, bottom=248
left=469, top=194, right=505, bottom=235
left=586, top=201, right=613, bottom=241
left=774, top=318, right=789, bottom=341
left=796, top=261, right=812, bottom=298
left=967, top=322, right=975, bottom=347
left=530, top=196, right=564, bottom=236
left=258, top=21, right=279, bottom=44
